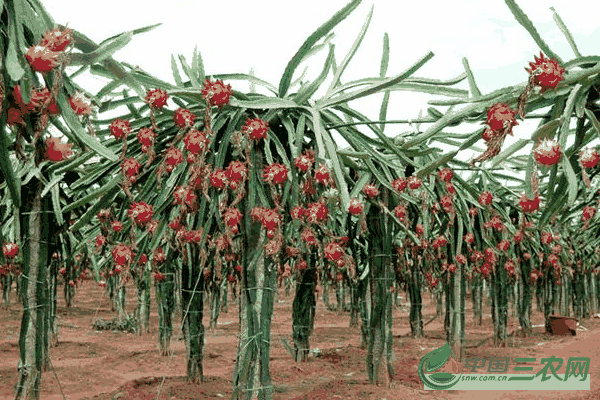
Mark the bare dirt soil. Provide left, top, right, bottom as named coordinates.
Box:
left=1, top=280, right=599, bottom=400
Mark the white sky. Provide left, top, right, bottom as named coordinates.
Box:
left=44, top=0, right=600, bottom=180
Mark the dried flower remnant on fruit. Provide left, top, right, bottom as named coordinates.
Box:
left=513, top=231, right=524, bottom=244
left=481, top=127, right=496, bottom=142
left=432, top=235, right=447, bottom=249
left=296, top=259, right=308, bottom=271
left=497, top=239, right=510, bottom=252
left=468, top=207, right=478, bottom=218
left=153, top=272, right=166, bottom=282
left=264, top=239, right=282, bottom=257
left=485, top=215, right=504, bottom=232
left=29, top=87, right=60, bottom=115
left=579, top=147, right=599, bottom=187
left=471, top=103, right=518, bottom=166
left=146, top=220, right=159, bottom=235
left=184, top=229, right=203, bottom=244
left=138, top=254, right=148, bottom=265
left=169, top=218, right=182, bottom=231
left=415, top=224, right=425, bottom=236
left=440, top=195, right=453, bottom=213
left=153, top=247, right=166, bottom=264
left=285, top=246, right=299, bottom=259
left=464, top=233, right=475, bottom=244
left=551, top=244, right=562, bottom=255
left=97, top=209, right=111, bottom=223
left=547, top=254, right=559, bottom=267
left=40, top=28, right=72, bottom=52
left=541, top=231, right=553, bottom=245
left=471, top=251, right=483, bottom=263
left=504, top=260, right=516, bottom=277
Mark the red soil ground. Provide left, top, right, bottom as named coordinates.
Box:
left=1, top=280, right=599, bottom=400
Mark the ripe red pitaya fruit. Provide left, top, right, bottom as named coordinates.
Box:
left=173, top=108, right=196, bottom=128
left=525, top=52, right=565, bottom=93
left=407, top=176, right=422, bottom=190
left=242, top=118, right=269, bottom=141
left=533, top=139, right=562, bottom=166
left=26, top=45, right=59, bottom=72
left=109, top=119, right=131, bottom=140
left=478, top=191, right=493, bottom=206
left=486, top=103, right=518, bottom=133
left=391, top=177, right=407, bottom=193
left=519, top=194, right=540, bottom=213
left=145, top=89, right=168, bottom=109
left=362, top=183, right=379, bottom=199
left=438, top=168, right=453, bottom=183
left=202, top=79, right=232, bottom=107
left=582, top=205, right=595, bottom=222
left=579, top=148, right=599, bottom=169
left=348, top=199, right=364, bottom=216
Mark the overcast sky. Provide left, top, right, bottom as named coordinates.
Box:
left=43, top=0, right=600, bottom=176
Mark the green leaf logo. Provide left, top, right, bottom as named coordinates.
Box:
left=424, top=343, right=452, bottom=372
left=418, top=343, right=462, bottom=390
